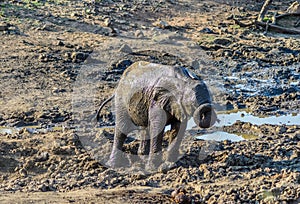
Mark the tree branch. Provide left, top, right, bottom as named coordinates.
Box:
left=257, top=0, right=273, bottom=22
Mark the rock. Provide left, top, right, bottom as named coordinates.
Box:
left=38, top=54, right=50, bottom=62
left=135, top=30, right=144, bottom=38
left=213, top=38, right=232, bottom=46
left=96, top=26, right=117, bottom=36
left=104, top=18, right=111, bottom=27
left=119, top=44, right=132, bottom=53
left=0, top=23, right=9, bottom=31
left=191, top=60, right=200, bottom=69
left=70, top=12, right=79, bottom=18
left=39, top=183, right=56, bottom=192
left=291, top=133, right=300, bottom=141
left=57, top=40, right=64, bottom=46
left=154, top=20, right=170, bottom=29
left=199, top=27, right=214, bottom=34
left=114, top=59, right=133, bottom=70
left=168, top=0, right=177, bottom=4
left=36, top=152, right=49, bottom=162
left=276, top=126, right=287, bottom=134
left=40, top=22, right=56, bottom=31
left=19, top=168, right=27, bottom=177
left=71, top=52, right=89, bottom=62
left=171, top=188, right=191, bottom=204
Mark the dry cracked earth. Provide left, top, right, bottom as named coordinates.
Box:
left=0, top=0, right=300, bottom=203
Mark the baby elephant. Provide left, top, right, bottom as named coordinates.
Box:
left=97, top=61, right=217, bottom=170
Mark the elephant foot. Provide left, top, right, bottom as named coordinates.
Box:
left=166, top=150, right=180, bottom=163
left=146, top=153, right=162, bottom=172
left=107, top=153, right=130, bottom=168
left=158, top=161, right=176, bottom=173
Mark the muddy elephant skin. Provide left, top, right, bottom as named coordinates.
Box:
left=97, top=61, right=217, bottom=169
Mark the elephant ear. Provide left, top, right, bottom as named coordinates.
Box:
left=152, top=78, right=186, bottom=121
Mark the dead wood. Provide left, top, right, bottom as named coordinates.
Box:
left=256, top=20, right=300, bottom=34
left=256, top=0, right=300, bottom=34
left=257, top=0, right=273, bottom=22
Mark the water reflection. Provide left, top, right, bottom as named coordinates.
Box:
left=189, top=111, right=299, bottom=142
left=187, top=111, right=300, bottom=129
left=196, top=131, right=245, bottom=142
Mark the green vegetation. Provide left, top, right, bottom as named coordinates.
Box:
left=198, top=34, right=217, bottom=45
left=236, top=133, right=258, bottom=140
left=263, top=16, right=272, bottom=22
left=229, top=24, right=241, bottom=29
left=23, top=0, right=44, bottom=9
left=0, top=4, right=5, bottom=17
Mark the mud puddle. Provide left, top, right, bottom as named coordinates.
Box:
left=224, top=65, right=299, bottom=97
left=188, top=110, right=300, bottom=141
left=216, top=110, right=300, bottom=126
left=0, top=125, right=66, bottom=135
left=1, top=111, right=299, bottom=142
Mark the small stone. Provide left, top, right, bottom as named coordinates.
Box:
left=191, top=60, right=200, bottom=69
left=135, top=30, right=144, bottom=38
left=19, top=168, right=27, bottom=177
left=213, top=38, right=232, bottom=46
left=36, top=152, right=49, bottom=162
left=199, top=27, right=214, bottom=34
left=168, top=0, right=177, bottom=4
left=40, top=23, right=55, bottom=31
left=154, top=20, right=170, bottom=29
left=0, top=23, right=9, bottom=31
left=104, top=18, right=111, bottom=27
left=57, top=40, right=64, bottom=46
left=38, top=54, right=49, bottom=62
left=70, top=12, right=78, bottom=17
left=292, top=133, right=300, bottom=141
left=71, top=52, right=88, bottom=62
left=18, top=128, right=26, bottom=134
left=39, top=184, right=56, bottom=192
left=171, top=188, right=190, bottom=204
left=119, top=44, right=132, bottom=53
left=276, top=126, right=287, bottom=134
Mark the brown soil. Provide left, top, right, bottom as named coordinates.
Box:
left=0, top=0, right=300, bottom=203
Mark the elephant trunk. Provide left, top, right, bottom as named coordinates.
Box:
left=193, top=103, right=217, bottom=128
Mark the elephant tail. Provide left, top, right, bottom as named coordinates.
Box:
left=96, top=95, right=115, bottom=121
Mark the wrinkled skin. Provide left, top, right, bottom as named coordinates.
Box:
left=102, top=61, right=217, bottom=169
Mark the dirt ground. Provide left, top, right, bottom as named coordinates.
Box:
left=0, top=0, right=300, bottom=203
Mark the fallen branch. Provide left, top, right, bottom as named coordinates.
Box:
left=256, top=0, right=300, bottom=34
left=233, top=18, right=254, bottom=27
left=257, top=0, right=273, bottom=22
left=255, top=20, right=300, bottom=34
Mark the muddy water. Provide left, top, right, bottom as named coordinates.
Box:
left=223, top=65, right=300, bottom=97
left=188, top=111, right=300, bottom=142
left=1, top=111, right=299, bottom=142
left=0, top=127, right=13, bottom=134
left=195, top=131, right=245, bottom=142
left=216, top=111, right=300, bottom=126
left=0, top=125, right=65, bottom=135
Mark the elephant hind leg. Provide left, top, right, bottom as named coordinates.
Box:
left=107, top=128, right=129, bottom=168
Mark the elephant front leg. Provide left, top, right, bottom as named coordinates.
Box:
left=146, top=106, right=167, bottom=170
left=107, top=128, right=128, bottom=168
left=138, top=128, right=150, bottom=156
left=166, top=120, right=187, bottom=163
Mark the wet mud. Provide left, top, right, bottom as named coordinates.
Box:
left=0, top=0, right=300, bottom=203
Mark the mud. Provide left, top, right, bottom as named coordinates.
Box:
left=0, top=0, right=300, bottom=203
